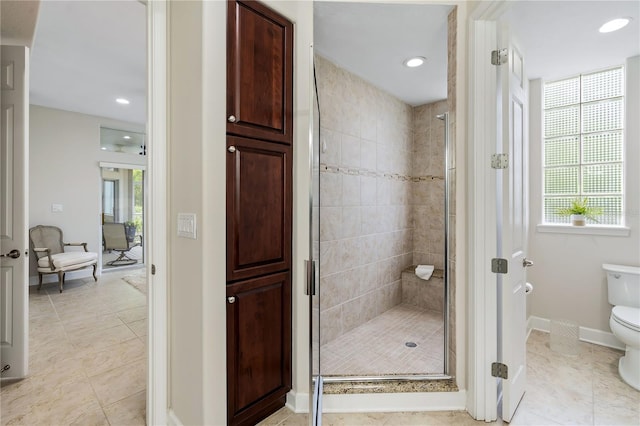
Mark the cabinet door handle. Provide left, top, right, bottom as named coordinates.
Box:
left=228, top=146, right=236, bottom=153
left=227, top=296, right=236, bottom=304
left=228, top=115, right=237, bottom=123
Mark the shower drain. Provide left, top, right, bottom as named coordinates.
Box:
left=405, top=342, right=417, bottom=348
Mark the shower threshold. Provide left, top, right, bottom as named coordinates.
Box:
left=321, top=376, right=457, bottom=395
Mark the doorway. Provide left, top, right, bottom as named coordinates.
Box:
left=311, top=2, right=458, bottom=412
left=100, top=163, right=145, bottom=270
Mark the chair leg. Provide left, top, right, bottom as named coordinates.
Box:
left=58, top=271, right=64, bottom=293
left=38, top=273, right=43, bottom=291
left=92, top=264, right=97, bottom=282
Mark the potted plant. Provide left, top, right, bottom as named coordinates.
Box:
left=557, top=197, right=602, bottom=226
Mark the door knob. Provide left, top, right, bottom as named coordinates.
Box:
left=522, top=258, right=534, bottom=268
left=228, top=146, right=236, bottom=153
left=228, top=115, right=237, bottom=123
left=1, top=249, right=20, bottom=259
left=227, top=296, right=236, bottom=304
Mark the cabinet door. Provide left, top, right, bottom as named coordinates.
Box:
left=227, top=272, right=292, bottom=425
left=226, top=136, right=292, bottom=282
left=227, top=0, right=293, bottom=144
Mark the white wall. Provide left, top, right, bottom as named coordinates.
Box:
left=29, top=105, right=145, bottom=281
left=166, top=1, right=312, bottom=423
left=527, top=56, right=640, bottom=333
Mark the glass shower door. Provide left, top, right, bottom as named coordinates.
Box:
left=309, top=45, right=322, bottom=426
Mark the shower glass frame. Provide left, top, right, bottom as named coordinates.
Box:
left=308, top=60, right=453, bottom=392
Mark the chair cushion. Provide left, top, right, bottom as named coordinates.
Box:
left=37, top=252, right=98, bottom=270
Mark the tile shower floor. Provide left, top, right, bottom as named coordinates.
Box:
left=262, top=329, right=640, bottom=425
left=0, top=270, right=147, bottom=425
left=321, top=304, right=444, bottom=376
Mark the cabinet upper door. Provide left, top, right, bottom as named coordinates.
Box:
left=227, top=0, right=293, bottom=144
left=227, top=136, right=292, bottom=282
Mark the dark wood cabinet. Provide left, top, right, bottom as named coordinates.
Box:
left=226, top=272, right=291, bottom=425
left=227, top=0, right=293, bottom=144
left=226, top=1, right=293, bottom=425
left=226, top=136, right=292, bottom=282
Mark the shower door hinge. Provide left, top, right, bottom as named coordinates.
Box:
left=491, top=153, right=509, bottom=169
left=491, top=48, right=508, bottom=66
left=492, top=258, right=508, bottom=274
left=491, top=362, right=508, bottom=379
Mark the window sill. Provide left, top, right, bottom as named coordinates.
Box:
left=536, top=224, right=630, bottom=237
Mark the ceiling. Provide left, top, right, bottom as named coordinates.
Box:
left=314, top=2, right=452, bottom=106
left=24, top=1, right=640, bottom=122
left=505, top=0, right=640, bottom=81
left=29, top=0, right=146, bottom=125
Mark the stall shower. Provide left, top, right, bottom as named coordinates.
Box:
left=312, top=1, right=458, bottom=382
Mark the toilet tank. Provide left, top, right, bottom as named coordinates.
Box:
left=603, top=263, right=640, bottom=307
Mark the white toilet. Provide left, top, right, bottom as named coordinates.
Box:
left=604, top=263, right=640, bottom=391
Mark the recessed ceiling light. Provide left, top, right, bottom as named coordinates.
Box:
left=101, top=147, right=107, bottom=150
left=404, top=56, right=426, bottom=68
left=123, top=135, right=131, bottom=140
left=599, top=18, right=631, bottom=33
left=115, top=98, right=130, bottom=105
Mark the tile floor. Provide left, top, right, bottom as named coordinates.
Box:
left=261, top=330, right=640, bottom=425
left=3, top=274, right=639, bottom=426
left=321, top=304, right=444, bottom=376
left=0, top=269, right=147, bottom=425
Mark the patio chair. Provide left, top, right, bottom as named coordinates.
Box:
left=102, top=222, right=140, bottom=267
left=29, top=225, right=98, bottom=293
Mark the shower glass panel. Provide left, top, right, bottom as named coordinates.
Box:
left=312, top=1, right=455, bottom=388
left=309, top=47, right=322, bottom=426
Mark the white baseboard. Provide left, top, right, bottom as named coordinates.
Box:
left=286, top=390, right=309, bottom=413
left=528, top=315, right=624, bottom=350
left=286, top=389, right=466, bottom=414
left=322, top=390, right=467, bottom=413
left=167, top=409, right=183, bottom=426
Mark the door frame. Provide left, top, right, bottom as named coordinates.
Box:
left=466, top=0, right=512, bottom=421
left=146, top=1, right=168, bottom=424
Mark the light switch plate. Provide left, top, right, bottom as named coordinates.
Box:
left=177, top=213, right=197, bottom=239
left=51, top=203, right=63, bottom=212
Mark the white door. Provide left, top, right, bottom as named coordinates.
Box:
left=0, top=45, right=29, bottom=380
left=496, top=25, right=529, bottom=422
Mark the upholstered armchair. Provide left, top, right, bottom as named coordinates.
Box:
left=29, top=225, right=98, bottom=293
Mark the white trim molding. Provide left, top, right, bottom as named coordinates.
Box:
left=528, top=316, right=624, bottom=350
left=286, top=390, right=309, bottom=414
left=167, top=409, right=183, bottom=426
left=322, top=391, right=467, bottom=413
left=147, top=1, right=169, bottom=425
left=536, top=224, right=631, bottom=237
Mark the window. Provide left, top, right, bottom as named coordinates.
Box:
left=543, top=66, right=624, bottom=225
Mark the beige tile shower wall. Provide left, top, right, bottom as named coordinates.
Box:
left=411, top=100, right=449, bottom=270
left=447, top=6, right=458, bottom=379
left=316, top=55, right=413, bottom=345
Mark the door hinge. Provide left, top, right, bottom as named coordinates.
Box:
left=491, top=48, right=508, bottom=66
left=491, top=153, right=509, bottom=169
left=151, top=264, right=156, bottom=275
left=492, top=362, right=508, bottom=379
left=492, top=258, right=508, bottom=274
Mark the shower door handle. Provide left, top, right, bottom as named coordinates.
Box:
left=305, top=259, right=316, bottom=296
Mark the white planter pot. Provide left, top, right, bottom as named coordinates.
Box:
left=571, top=214, right=586, bottom=226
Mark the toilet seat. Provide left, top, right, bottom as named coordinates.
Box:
left=612, top=306, right=640, bottom=332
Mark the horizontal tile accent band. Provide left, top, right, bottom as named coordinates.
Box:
left=318, top=163, right=444, bottom=182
